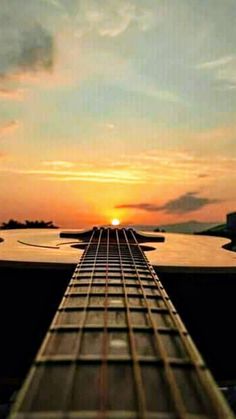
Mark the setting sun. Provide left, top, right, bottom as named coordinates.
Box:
left=111, top=218, right=120, bottom=226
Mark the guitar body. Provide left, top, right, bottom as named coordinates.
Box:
left=0, top=227, right=235, bottom=271
left=0, top=228, right=235, bottom=417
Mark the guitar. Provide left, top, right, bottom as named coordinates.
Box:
left=0, top=226, right=235, bottom=271
left=7, top=227, right=234, bottom=418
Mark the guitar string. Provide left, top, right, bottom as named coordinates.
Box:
left=116, top=228, right=147, bottom=419
left=99, top=227, right=109, bottom=418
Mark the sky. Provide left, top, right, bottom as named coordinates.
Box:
left=0, top=0, right=236, bottom=228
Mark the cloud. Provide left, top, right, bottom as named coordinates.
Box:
left=116, top=192, right=219, bottom=214
left=104, top=123, right=116, bottom=130
left=123, top=77, right=183, bottom=104
left=37, top=151, right=236, bottom=187
left=198, top=173, right=209, bottom=178
left=0, top=120, right=20, bottom=139
left=0, top=167, right=145, bottom=185
left=193, top=124, right=236, bottom=142
left=2, top=148, right=236, bottom=189
left=74, top=0, right=155, bottom=38
left=17, top=24, right=53, bottom=72
left=116, top=203, right=158, bottom=211
left=0, top=88, right=25, bottom=101
left=216, top=61, right=236, bottom=87
left=157, top=192, right=219, bottom=214
left=197, top=55, right=236, bottom=89
left=0, top=2, right=54, bottom=78
left=197, top=55, right=234, bottom=69
left=42, top=160, right=75, bottom=169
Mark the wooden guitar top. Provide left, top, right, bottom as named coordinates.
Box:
left=0, top=228, right=236, bottom=272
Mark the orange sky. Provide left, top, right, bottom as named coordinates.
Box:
left=0, top=0, right=236, bottom=227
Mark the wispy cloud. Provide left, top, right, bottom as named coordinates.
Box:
left=216, top=61, right=236, bottom=87
left=192, top=124, right=236, bottom=142
left=126, top=148, right=236, bottom=182
left=42, top=160, right=75, bottom=169
left=1, top=146, right=236, bottom=188
left=127, top=79, right=183, bottom=104
left=0, top=167, right=145, bottom=185
left=0, top=88, right=25, bottom=101
left=116, top=192, right=220, bottom=214
left=197, top=55, right=236, bottom=89
left=74, top=0, right=156, bottom=38
left=0, top=120, right=20, bottom=139
left=104, top=123, right=116, bottom=130
left=197, top=55, right=234, bottom=69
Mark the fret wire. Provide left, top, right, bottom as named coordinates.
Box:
left=10, top=412, right=180, bottom=419
left=124, top=229, right=188, bottom=418
left=57, top=306, right=170, bottom=314
left=115, top=229, right=147, bottom=419
left=48, top=326, right=180, bottom=334
left=64, top=292, right=162, bottom=299
left=67, top=283, right=159, bottom=289
left=35, top=356, right=195, bottom=366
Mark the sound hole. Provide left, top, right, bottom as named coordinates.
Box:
left=71, top=243, right=156, bottom=252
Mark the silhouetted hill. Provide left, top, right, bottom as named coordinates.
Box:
left=154, top=220, right=220, bottom=234
left=195, top=223, right=228, bottom=237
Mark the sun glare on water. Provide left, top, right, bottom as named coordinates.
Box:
left=111, top=218, right=120, bottom=226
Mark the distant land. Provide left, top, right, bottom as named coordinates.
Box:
left=131, top=220, right=221, bottom=234
left=0, top=219, right=58, bottom=229
left=0, top=219, right=226, bottom=235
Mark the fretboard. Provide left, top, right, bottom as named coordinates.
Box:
left=10, top=228, right=233, bottom=418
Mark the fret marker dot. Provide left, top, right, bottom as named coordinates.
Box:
left=110, top=299, right=122, bottom=305
left=110, top=339, right=127, bottom=349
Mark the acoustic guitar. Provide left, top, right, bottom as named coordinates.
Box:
left=6, top=227, right=234, bottom=418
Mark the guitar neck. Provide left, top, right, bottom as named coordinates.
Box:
left=10, top=227, right=233, bottom=418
